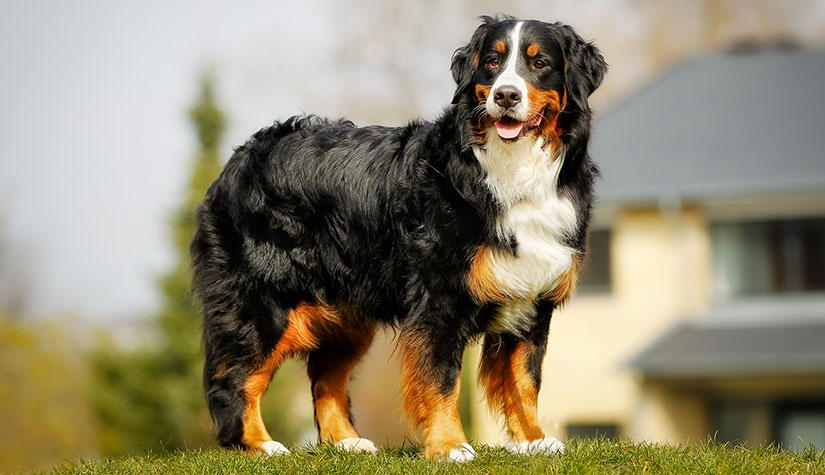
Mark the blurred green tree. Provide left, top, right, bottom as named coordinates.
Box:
left=89, top=76, right=224, bottom=455
left=0, top=318, right=98, bottom=471
left=0, top=215, right=97, bottom=471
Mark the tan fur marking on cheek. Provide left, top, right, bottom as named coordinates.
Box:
left=473, top=126, right=491, bottom=144
left=526, top=86, right=562, bottom=116
left=473, top=52, right=479, bottom=67
left=526, top=43, right=540, bottom=58
left=467, top=245, right=508, bottom=303
left=400, top=331, right=467, bottom=459
left=472, top=85, right=494, bottom=142
left=526, top=84, right=565, bottom=153
left=495, top=40, right=506, bottom=53
left=547, top=255, right=580, bottom=305
left=475, top=84, right=491, bottom=103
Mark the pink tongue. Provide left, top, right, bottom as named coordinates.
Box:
left=494, top=119, right=524, bottom=139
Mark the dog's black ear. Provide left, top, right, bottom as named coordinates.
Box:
left=451, top=16, right=496, bottom=105
left=558, top=24, right=607, bottom=111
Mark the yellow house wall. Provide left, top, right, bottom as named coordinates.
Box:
left=472, top=207, right=713, bottom=446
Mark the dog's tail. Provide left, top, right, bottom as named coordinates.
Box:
left=190, top=195, right=248, bottom=446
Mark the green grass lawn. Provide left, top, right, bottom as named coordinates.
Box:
left=46, top=438, right=824, bottom=475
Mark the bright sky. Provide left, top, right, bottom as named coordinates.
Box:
left=0, top=1, right=334, bottom=321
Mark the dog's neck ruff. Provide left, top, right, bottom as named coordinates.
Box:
left=473, top=133, right=578, bottom=335
left=474, top=134, right=560, bottom=208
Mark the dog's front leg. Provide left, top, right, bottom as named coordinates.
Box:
left=478, top=303, right=565, bottom=455
left=399, top=323, right=475, bottom=461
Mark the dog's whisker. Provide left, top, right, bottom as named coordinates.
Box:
left=471, top=104, right=489, bottom=121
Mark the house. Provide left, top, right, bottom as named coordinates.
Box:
left=472, top=45, right=825, bottom=451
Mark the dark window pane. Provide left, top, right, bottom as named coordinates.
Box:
left=578, top=229, right=612, bottom=294
left=711, top=218, right=825, bottom=298
left=712, top=400, right=771, bottom=446
left=775, top=401, right=825, bottom=453
left=566, top=423, right=620, bottom=439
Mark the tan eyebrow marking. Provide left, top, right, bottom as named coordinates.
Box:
left=495, top=40, right=506, bottom=53
left=526, top=43, right=540, bottom=57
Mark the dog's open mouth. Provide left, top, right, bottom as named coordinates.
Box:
left=493, top=114, right=543, bottom=140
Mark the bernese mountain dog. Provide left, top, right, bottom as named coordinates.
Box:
left=191, top=15, right=606, bottom=461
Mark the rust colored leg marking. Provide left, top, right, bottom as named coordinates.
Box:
left=241, top=302, right=342, bottom=451
left=399, top=330, right=467, bottom=459
left=479, top=339, right=545, bottom=443
left=242, top=370, right=275, bottom=450
left=311, top=327, right=376, bottom=443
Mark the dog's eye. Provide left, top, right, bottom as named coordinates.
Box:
left=487, top=58, right=499, bottom=69
left=534, top=60, right=547, bottom=70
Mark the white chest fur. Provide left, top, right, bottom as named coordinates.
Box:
left=473, top=135, right=578, bottom=335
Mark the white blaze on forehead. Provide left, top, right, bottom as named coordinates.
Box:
left=498, top=22, right=523, bottom=85
left=486, top=21, right=529, bottom=121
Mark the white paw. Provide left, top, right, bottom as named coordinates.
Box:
left=506, top=437, right=565, bottom=455
left=261, top=440, right=291, bottom=456
left=448, top=442, right=477, bottom=462
left=336, top=437, right=378, bottom=454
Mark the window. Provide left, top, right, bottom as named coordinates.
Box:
left=578, top=229, right=612, bottom=294
left=775, top=401, right=825, bottom=453
left=713, top=399, right=825, bottom=452
left=711, top=217, right=825, bottom=299
left=712, top=400, right=771, bottom=446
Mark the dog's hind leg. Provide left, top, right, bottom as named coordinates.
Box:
left=204, top=299, right=336, bottom=455
left=203, top=302, right=291, bottom=455
left=237, top=349, right=291, bottom=456
left=307, top=323, right=377, bottom=453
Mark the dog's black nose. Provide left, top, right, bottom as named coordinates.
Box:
left=493, top=86, right=521, bottom=109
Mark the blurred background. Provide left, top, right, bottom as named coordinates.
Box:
left=2, top=0, right=825, bottom=471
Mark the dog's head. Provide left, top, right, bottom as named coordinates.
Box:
left=452, top=16, right=606, bottom=146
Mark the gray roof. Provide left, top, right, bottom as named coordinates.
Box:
left=591, top=48, right=825, bottom=205
left=629, top=322, right=825, bottom=379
